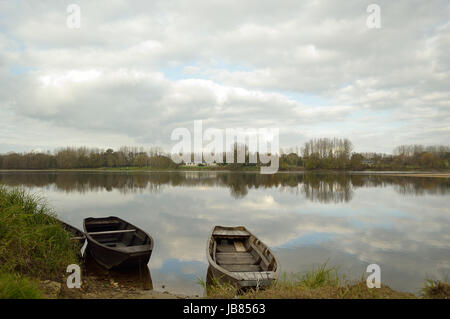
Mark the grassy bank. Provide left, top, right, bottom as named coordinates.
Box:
left=0, top=186, right=80, bottom=298
left=201, top=263, right=449, bottom=299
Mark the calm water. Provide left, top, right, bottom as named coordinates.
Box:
left=1, top=171, right=449, bottom=295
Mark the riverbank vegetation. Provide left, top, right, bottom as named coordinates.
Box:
left=201, top=263, right=449, bottom=299
left=0, top=186, right=79, bottom=298
left=0, top=140, right=448, bottom=171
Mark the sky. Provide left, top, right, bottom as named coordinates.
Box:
left=0, top=0, right=449, bottom=154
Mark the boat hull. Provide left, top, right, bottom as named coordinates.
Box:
left=87, top=241, right=152, bottom=269
left=84, top=216, right=153, bottom=270
left=60, top=221, right=86, bottom=247
left=206, top=226, right=279, bottom=289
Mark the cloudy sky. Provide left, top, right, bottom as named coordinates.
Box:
left=0, top=0, right=449, bottom=154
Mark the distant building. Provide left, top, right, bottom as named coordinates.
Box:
left=185, top=161, right=218, bottom=166
left=361, top=159, right=375, bottom=166
left=185, top=161, right=202, bottom=166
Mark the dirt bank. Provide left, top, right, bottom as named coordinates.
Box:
left=375, top=173, right=450, bottom=178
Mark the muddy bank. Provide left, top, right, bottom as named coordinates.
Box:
left=40, top=256, right=199, bottom=299
left=374, top=173, right=450, bottom=178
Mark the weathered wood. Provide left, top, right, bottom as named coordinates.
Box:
left=84, top=217, right=153, bottom=269
left=216, top=253, right=255, bottom=265
left=60, top=220, right=86, bottom=247
left=233, top=241, right=246, bottom=252
left=213, top=229, right=250, bottom=237
left=267, top=256, right=276, bottom=271
left=207, top=225, right=279, bottom=288
left=216, top=244, right=236, bottom=253
left=222, top=264, right=262, bottom=272
left=212, top=240, right=217, bottom=262
left=88, top=229, right=136, bottom=236
left=87, top=219, right=121, bottom=225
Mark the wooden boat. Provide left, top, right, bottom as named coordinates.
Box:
left=206, top=226, right=279, bottom=289
left=83, top=216, right=153, bottom=269
left=60, top=221, right=86, bottom=247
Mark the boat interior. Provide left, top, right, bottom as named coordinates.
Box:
left=210, top=227, right=276, bottom=273
left=85, top=218, right=150, bottom=249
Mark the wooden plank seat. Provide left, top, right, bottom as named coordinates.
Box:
left=87, top=220, right=121, bottom=225
left=102, top=242, right=127, bottom=248
left=213, top=229, right=250, bottom=237
left=116, top=244, right=152, bottom=253
left=235, top=271, right=273, bottom=281
left=88, top=229, right=136, bottom=236
left=216, top=252, right=258, bottom=265
left=233, top=241, right=246, bottom=252
left=216, top=243, right=237, bottom=253
left=223, top=264, right=262, bottom=272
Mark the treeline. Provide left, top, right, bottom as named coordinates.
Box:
left=0, top=146, right=177, bottom=169
left=1, top=139, right=449, bottom=170
left=279, top=138, right=355, bottom=169
left=279, top=139, right=450, bottom=170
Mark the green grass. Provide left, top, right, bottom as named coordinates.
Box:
left=199, top=262, right=428, bottom=299
left=420, top=279, right=450, bottom=299
left=0, top=185, right=80, bottom=298
left=295, top=261, right=340, bottom=288
left=0, top=272, right=42, bottom=299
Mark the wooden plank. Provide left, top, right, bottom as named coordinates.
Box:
left=216, top=244, right=236, bottom=252
left=213, top=229, right=249, bottom=236
left=116, top=244, right=151, bottom=253
left=88, top=229, right=136, bottom=236
left=212, top=241, right=217, bottom=262
left=224, top=264, right=261, bottom=272
left=217, top=254, right=256, bottom=265
left=88, top=220, right=121, bottom=225
left=235, top=272, right=244, bottom=280
left=234, top=241, right=246, bottom=252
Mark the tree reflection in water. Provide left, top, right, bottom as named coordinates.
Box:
left=0, top=171, right=448, bottom=203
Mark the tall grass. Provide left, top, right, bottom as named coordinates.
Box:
left=420, top=278, right=450, bottom=299
left=200, top=262, right=419, bottom=299
left=197, top=275, right=238, bottom=298
left=0, top=186, right=79, bottom=281
left=295, top=261, right=340, bottom=288
left=0, top=273, right=42, bottom=299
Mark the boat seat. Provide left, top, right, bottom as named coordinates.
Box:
left=88, top=229, right=136, bottom=236
left=213, top=229, right=250, bottom=237
left=103, top=242, right=127, bottom=248
left=234, top=271, right=274, bottom=281
left=216, top=252, right=259, bottom=265
left=223, top=264, right=262, bottom=272
left=116, top=244, right=151, bottom=253
left=87, top=220, right=121, bottom=225
left=216, top=244, right=237, bottom=253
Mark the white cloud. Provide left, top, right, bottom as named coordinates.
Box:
left=0, top=0, right=448, bottom=153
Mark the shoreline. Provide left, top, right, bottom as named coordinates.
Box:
left=0, top=168, right=449, bottom=178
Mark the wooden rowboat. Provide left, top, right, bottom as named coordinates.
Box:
left=60, top=221, right=86, bottom=247
left=206, top=226, right=279, bottom=289
left=83, top=216, right=153, bottom=269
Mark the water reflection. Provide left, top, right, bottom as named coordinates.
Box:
left=0, top=171, right=448, bottom=295
left=0, top=171, right=448, bottom=202
left=83, top=249, right=153, bottom=290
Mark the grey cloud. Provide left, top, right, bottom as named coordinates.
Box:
left=0, top=0, right=448, bottom=152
